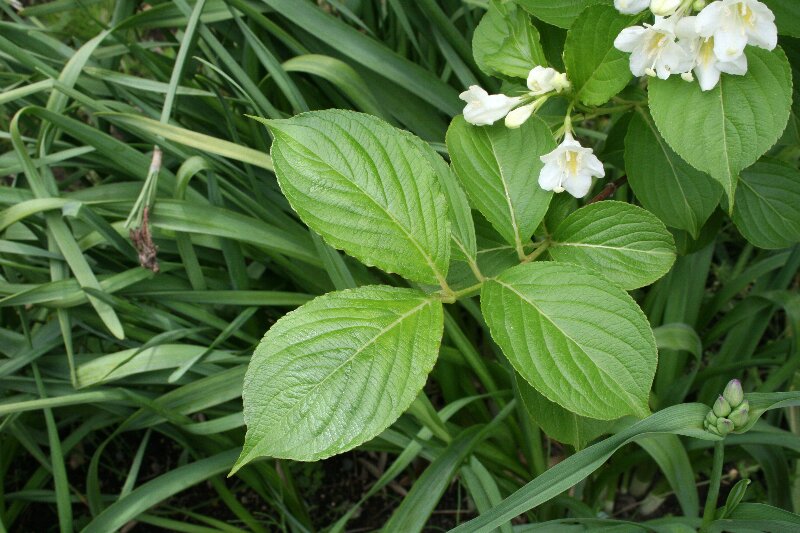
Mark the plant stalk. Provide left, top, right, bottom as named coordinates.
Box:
left=701, top=440, right=725, bottom=530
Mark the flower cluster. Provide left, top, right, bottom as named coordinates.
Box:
left=704, top=379, right=750, bottom=436
left=613, top=0, right=778, bottom=91
left=459, top=67, right=605, bottom=199
left=459, top=66, right=569, bottom=127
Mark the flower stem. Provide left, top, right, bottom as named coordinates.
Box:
left=701, top=440, right=725, bottom=530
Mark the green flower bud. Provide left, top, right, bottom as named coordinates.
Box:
left=706, top=424, right=721, bottom=436
left=713, top=395, right=731, bottom=418
left=723, top=379, right=744, bottom=408
left=716, top=418, right=734, bottom=436
left=705, top=411, right=718, bottom=426
left=693, top=0, right=707, bottom=11
left=728, top=400, right=750, bottom=427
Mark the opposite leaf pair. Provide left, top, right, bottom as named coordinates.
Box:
left=234, top=109, right=677, bottom=470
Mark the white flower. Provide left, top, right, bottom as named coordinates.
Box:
left=676, top=16, right=748, bottom=90
left=696, top=0, right=777, bottom=62
left=614, top=16, right=692, bottom=79
left=539, top=133, right=605, bottom=198
left=527, top=66, right=570, bottom=95
left=650, top=0, right=681, bottom=16
left=459, top=85, right=522, bottom=126
left=615, top=0, right=650, bottom=14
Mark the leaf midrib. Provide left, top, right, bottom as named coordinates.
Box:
left=550, top=240, right=674, bottom=256
left=486, top=132, right=524, bottom=256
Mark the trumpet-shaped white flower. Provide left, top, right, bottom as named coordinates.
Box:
left=614, top=0, right=650, bottom=14
left=696, top=0, right=777, bottom=62
left=676, top=16, right=748, bottom=90
left=459, top=86, right=522, bottom=126
left=527, top=66, right=570, bottom=95
left=614, top=16, right=692, bottom=79
left=539, top=133, right=605, bottom=198
left=650, top=0, right=681, bottom=16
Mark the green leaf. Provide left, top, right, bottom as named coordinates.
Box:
left=473, top=0, right=547, bottom=79
left=636, top=435, right=699, bottom=518
left=549, top=201, right=677, bottom=290
left=516, top=374, right=611, bottom=450
left=763, top=0, right=800, bottom=38
left=516, top=0, right=613, bottom=29
left=563, top=5, right=634, bottom=106
left=259, top=0, right=461, bottom=114
left=281, top=54, right=390, bottom=119
left=450, top=403, right=715, bottom=532
left=716, top=503, right=800, bottom=532
left=403, top=133, right=477, bottom=263
left=718, top=479, right=751, bottom=519
left=481, top=262, right=657, bottom=419
left=625, top=111, right=722, bottom=237
left=648, top=47, right=793, bottom=207
left=732, top=159, right=800, bottom=249
left=83, top=450, right=239, bottom=533
left=265, top=110, right=451, bottom=285
left=99, top=112, right=274, bottom=171
left=735, top=390, right=800, bottom=434
left=234, top=286, right=443, bottom=467
left=653, top=323, right=703, bottom=362
left=447, top=115, right=555, bottom=259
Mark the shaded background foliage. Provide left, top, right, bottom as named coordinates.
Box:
left=0, top=0, right=799, bottom=531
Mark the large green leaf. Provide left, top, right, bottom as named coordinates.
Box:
left=516, top=374, right=611, bottom=450
left=516, top=0, right=613, bottom=29
left=732, top=159, right=800, bottom=249
left=447, top=115, right=555, bottom=259
left=648, top=47, right=793, bottom=206
left=234, top=286, right=443, bottom=468
left=473, top=0, right=547, bottom=79
left=563, top=5, right=634, bottom=106
left=549, top=201, right=677, bottom=290
left=265, top=110, right=451, bottom=285
left=625, top=111, right=722, bottom=237
left=481, top=262, right=657, bottom=419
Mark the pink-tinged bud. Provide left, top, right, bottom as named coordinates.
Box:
left=729, top=400, right=750, bottom=427
left=716, top=418, right=734, bottom=436
left=723, top=379, right=744, bottom=407
left=713, top=395, right=731, bottom=417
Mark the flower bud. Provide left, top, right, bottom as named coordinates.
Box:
left=713, top=395, right=731, bottom=417
left=705, top=411, right=718, bottom=427
left=527, top=66, right=570, bottom=95
left=716, top=418, right=734, bottom=436
left=692, top=0, right=707, bottom=11
left=650, top=0, right=680, bottom=16
left=504, top=103, right=535, bottom=129
left=728, top=400, right=750, bottom=427
left=723, top=379, right=744, bottom=408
